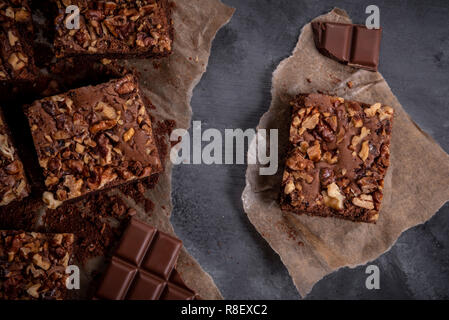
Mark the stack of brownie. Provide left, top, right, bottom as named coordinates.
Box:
left=0, top=0, right=197, bottom=300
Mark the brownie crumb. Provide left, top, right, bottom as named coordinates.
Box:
left=41, top=192, right=132, bottom=264
left=154, top=119, right=177, bottom=163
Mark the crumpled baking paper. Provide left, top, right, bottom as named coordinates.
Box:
left=119, top=0, right=234, bottom=300
left=242, top=8, right=449, bottom=297
left=74, top=0, right=234, bottom=300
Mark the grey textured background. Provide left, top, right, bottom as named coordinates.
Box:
left=171, top=0, right=449, bottom=299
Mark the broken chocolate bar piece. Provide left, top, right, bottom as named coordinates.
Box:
left=95, top=218, right=197, bottom=300
left=311, top=22, right=382, bottom=71
left=25, top=74, right=162, bottom=209
left=280, top=93, right=394, bottom=223
left=0, top=230, right=75, bottom=300
left=0, top=108, right=29, bottom=206
left=0, top=0, right=37, bottom=82
left=53, top=0, right=173, bottom=59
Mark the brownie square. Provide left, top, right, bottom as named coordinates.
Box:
left=26, top=75, right=162, bottom=209
left=280, top=93, right=394, bottom=223
left=0, top=108, right=29, bottom=206
left=0, top=0, right=37, bottom=82
left=53, top=0, right=173, bottom=59
left=0, top=230, right=74, bottom=300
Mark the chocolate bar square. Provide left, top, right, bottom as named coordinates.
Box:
left=95, top=218, right=196, bottom=300
left=280, top=93, right=394, bottom=223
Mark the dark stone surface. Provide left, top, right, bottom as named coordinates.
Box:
left=171, top=0, right=449, bottom=299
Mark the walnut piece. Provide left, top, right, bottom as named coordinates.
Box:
left=352, top=194, right=375, bottom=209
left=322, top=182, right=345, bottom=210
left=378, top=106, right=394, bottom=121
left=123, top=127, right=135, bottom=142
left=359, top=141, right=370, bottom=162
left=42, top=192, right=63, bottom=209
left=351, top=127, right=370, bottom=150
left=307, top=143, right=321, bottom=162
left=364, top=103, right=381, bottom=117
left=284, top=181, right=295, bottom=195
left=299, top=112, right=320, bottom=134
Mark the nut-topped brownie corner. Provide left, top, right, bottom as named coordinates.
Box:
left=0, top=0, right=37, bottom=82
left=26, top=74, right=162, bottom=209
left=0, top=230, right=74, bottom=300
left=53, top=0, right=173, bottom=59
left=0, top=108, right=29, bottom=206
left=280, top=93, right=394, bottom=223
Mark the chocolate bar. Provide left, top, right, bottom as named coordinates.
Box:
left=280, top=93, right=394, bottom=223
left=311, top=22, right=382, bottom=71
left=95, top=218, right=197, bottom=300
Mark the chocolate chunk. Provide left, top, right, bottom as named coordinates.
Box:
left=95, top=218, right=197, bottom=300
left=311, top=22, right=382, bottom=71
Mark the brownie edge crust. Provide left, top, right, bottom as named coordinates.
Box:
left=280, top=93, right=394, bottom=223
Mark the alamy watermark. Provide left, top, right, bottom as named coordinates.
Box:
left=365, top=265, right=380, bottom=290
left=66, top=265, right=80, bottom=290
left=170, top=121, right=279, bottom=176
left=65, top=5, right=80, bottom=30
left=365, top=5, right=380, bottom=29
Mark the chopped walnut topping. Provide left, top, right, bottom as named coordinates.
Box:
left=351, top=127, right=370, bottom=150
left=322, top=182, right=345, bottom=210
left=359, top=141, right=370, bottom=162
left=42, top=192, right=63, bottom=209
left=364, top=103, right=381, bottom=117
left=352, top=194, right=375, bottom=209
left=284, top=181, right=295, bottom=195
left=299, top=112, right=320, bottom=134
left=307, top=143, right=321, bottom=162
left=378, top=106, right=394, bottom=121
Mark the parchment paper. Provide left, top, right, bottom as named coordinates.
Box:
left=242, top=8, right=449, bottom=297
left=122, top=0, right=234, bottom=300
left=74, top=0, right=234, bottom=300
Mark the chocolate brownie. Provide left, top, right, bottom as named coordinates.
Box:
left=0, top=0, right=37, bottom=82
left=0, top=108, right=29, bottom=206
left=53, top=0, right=173, bottom=59
left=280, top=93, right=394, bottom=223
left=0, top=230, right=74, bottom=300
left=26, top=74, right=162, bottom=209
